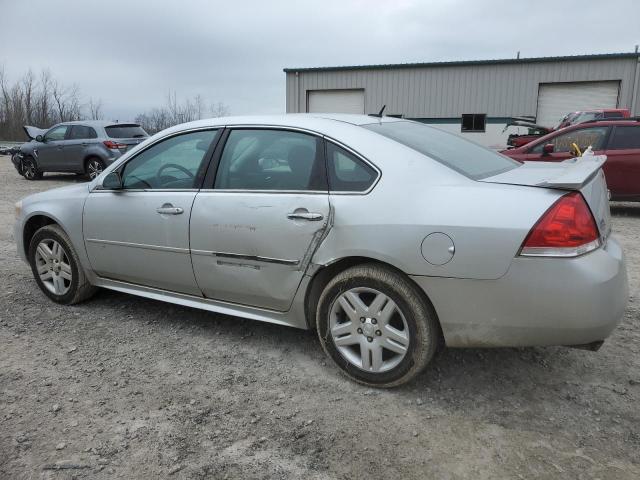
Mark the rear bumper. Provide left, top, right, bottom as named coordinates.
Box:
left=411, top=237, right=628, bottom=348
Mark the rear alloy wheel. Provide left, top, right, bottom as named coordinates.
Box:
left=86, top=158, right=105, bottom=180
left=28, top=224, right=97, bottom=304
left=22, top=156, right=42, bottom=180
left=317, top=264, right=439, bottom=387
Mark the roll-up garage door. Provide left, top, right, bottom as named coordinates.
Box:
left=536, top=81, right=620, bottom=127
left=307, top=89, right=365, bottom=114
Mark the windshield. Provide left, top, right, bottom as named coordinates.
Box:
left=362, top=121, right=520, bottom=179
left=105, top=124, right=148, bottom=139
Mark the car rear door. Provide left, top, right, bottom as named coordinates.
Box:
left=66, top=125, right=98, bottom=172
left=83, top=128, right=221, bottom=295
left=189, top=127, right=330, bottom=311
left=602, top=124, right=640, bottom=199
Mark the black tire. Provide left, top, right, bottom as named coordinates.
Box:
left=28, top=224, right=97, bottom=305
left=316, top=263, right=440, bottom=388
left=22, top=156, right=43, bottom=180
left=85, top=157, right=105, bottom=180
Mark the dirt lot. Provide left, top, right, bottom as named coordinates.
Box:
left=1, top=156, right=639, bottom=480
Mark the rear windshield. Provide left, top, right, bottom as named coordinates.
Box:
left=363, top=121, right=520, bottom=179
left=105, top=124, right=148, bottom=139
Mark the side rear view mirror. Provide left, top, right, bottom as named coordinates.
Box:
left=542, top=143, right=554, bottom=155
left=36, top=135, right=44, bottom=142
left=102, top=171, right=122, bottom=190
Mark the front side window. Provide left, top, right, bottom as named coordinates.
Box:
left=44, top=125, right=68, bottom=141
left=326, top=142, right=377, bottom=192
left=68, top=125, right=97, bottom=140
left=214, top=129, right=325, bottom=191
left=530, top=126, right=609, bottom=153
left=608, top=125, right=640, bottom=150
left=121, top=129, right=217, bottom=189
left=363, top=121, right=519, bottom=179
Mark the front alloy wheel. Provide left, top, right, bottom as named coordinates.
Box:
left=22, top=157, right=42, bottom=180
left=28, top=224, right=97, bottom=304
left=34, top=239, right=73, bottom=295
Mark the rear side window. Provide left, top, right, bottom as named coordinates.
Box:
left=68, top=125, right=97, bottom=140
left=326, top=142, right=377, bottom=192
left=105, top=124, right=148, bottom=139
left=363, top=121, right=519, bottom=179
left=214, top=129, right=326, bottom=191
left=530, top=126, right=609, bottom=153
left=608, top=125, right=640, bottom=149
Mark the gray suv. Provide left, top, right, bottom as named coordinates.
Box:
left=17, top=121, right=148, bottom=180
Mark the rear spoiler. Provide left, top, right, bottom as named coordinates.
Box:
left=537, top=155, right=606, bottom=189
left=23, top=125, right=47, bottom=140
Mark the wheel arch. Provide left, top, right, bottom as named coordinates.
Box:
left=22, top=214, right=63, bottom=258
left=304, top=256, right=442, bottom=336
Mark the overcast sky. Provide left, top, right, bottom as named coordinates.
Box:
left=1, top=0, right=639, bottom=121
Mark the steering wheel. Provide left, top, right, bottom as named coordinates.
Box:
left=156, top=163, right=194, bottom=186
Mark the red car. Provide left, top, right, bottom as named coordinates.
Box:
left=501, top=118, right=640, bottom=201
left=505, top=109, right=631, bottom=148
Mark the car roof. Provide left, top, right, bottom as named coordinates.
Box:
left=154, top=113, right=404, bottom=137
left=57, top=120, right=140, bottom=127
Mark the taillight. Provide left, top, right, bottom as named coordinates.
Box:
left=520, top=191, right=600, bottom=257
left=103, top=140, right=127, bottom=150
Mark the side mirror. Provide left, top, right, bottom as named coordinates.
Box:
left=542, top=143, right=554, bottom=155
left=36, top=134, right=44, bottom=142
left=102, top=171, right=122, bottom=190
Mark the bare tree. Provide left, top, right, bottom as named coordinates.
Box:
left=210, top=101, right=230, bottom=118
left=0, top=67, right=103, bottom=140
left=88, top=98, right=103, bottom=120
left=135, top=92, right=230, bottom=134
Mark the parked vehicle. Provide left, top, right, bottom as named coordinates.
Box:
left=501, top=118, right=640, bottom=202
left=557, top=108, right=630, bottom=129
left=16, top=121, right=148, bottom=180
left=14, top=115, right=627, bottom=387
left=504, top=109, right=631, bottom=148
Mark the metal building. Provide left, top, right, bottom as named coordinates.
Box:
left=284, top=52, right=640, bottom=148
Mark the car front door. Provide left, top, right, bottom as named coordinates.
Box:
left=66, top=125, right=98, bottom=172
left=37, top=125, right=69, bottom=171
left=190, top=128, right=330, bottom=311
left=602, top=124, right=640, bottom=199
left=523, top=126, right=610, bottom=162
left=83, top=128, right=221, bottom=295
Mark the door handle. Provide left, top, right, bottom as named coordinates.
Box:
left=156, top=203, right=184, bottom=215
left=287, top=211, right=323, bottom=221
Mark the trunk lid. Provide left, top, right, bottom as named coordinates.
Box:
left=481, top=155, right=611, bottom=239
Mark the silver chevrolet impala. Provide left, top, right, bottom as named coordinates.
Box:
left=14, top=114, right=628, bottom=387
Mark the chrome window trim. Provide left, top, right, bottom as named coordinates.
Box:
left=197, top=189, right=326, bottom=195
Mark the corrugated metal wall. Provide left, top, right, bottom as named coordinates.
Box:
left=286, top=57, right=640, bottom=118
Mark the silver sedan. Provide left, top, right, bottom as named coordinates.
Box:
left=14, top=114, right=628, bottom=387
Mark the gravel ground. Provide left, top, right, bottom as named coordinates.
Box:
left=1, top=156, right=639, bottom=479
